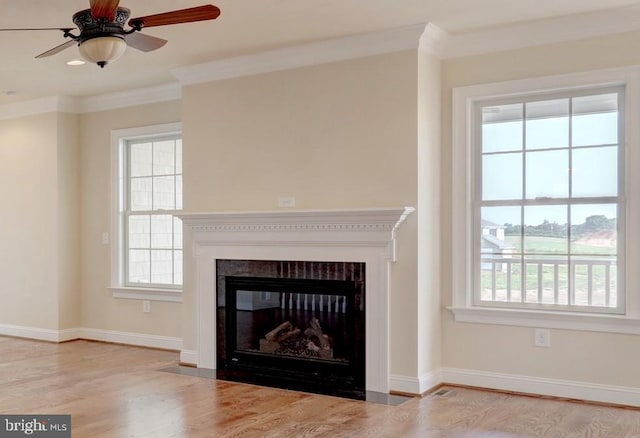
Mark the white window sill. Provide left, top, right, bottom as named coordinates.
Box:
left=109, top=286, right=183, bottom=303
left=448, top=306, right=640, bottom=335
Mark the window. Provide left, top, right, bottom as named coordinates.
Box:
left=476, top=88, right=623, bottom=313
left=451, top=68, right=640, bottom=332
left=110, top=123, right=183, bottom=302
left=126, top=136, right=183, bottom=286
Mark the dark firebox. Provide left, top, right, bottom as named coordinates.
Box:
left=216, top=260, right=366, bottom=400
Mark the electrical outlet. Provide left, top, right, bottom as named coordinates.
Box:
left=534, top=328, right=551, bottom=347
left=101, top=232, right=110, bottom=245
left=277, top=196, right=295, bottom=208
left=143, top=300, right=151, bottom=313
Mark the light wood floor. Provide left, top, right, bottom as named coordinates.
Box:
left=2, top=336, right=640, bottom=437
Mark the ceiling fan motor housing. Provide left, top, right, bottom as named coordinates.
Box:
left=72, top=7, right=130, bottom=43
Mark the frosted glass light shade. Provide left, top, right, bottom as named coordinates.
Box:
left=78, top=36, right=127, bottom=67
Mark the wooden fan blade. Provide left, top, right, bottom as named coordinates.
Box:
left=125, top=32, right=168, bottom=52
left=90, top=0, right=120, bottom=20
left=129, top=5, right=220, bottom=29
left=35, top=40, right=77, bottom=58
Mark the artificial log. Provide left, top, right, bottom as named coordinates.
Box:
left=261, top=321, right=299, bottom=354
left=259, top=318, right=334, bottom=359
left=259, top=338, right=278, bottom=354
left=304, top=318, right=330, bottom=349
left=265, top=321, right=293, bottom=342
left=304, top=318, right=333, bottom=359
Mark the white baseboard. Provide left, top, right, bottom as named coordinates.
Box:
left=0, top=324, right=182, bottom=351
left=58, top=327, right=83, bottom=342
left=441, top=367, right=640, bottom=407
left=390, top=369, right=442, bottom=395
left=0, top=323, right=64, bottom=342
left=78, top=328, right=182, bottom=351
left=180, top=349, right=198, bottom=365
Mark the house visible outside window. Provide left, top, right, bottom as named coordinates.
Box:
left=451, top=68, right=640, bottom=332
left=110, top=123, right=183, bottom=302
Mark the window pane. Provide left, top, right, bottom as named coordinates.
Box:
left=525, top=99, right=569, bottom=150
left=153, top=176, right=176, bottom=210
left=571, top=256, right=617, bottom=308
left=151, top=215, right=173, bottom=249
left=570, top=204, right=617, bottom=256
left=482, top=152, right=522, bottom=200
left=524, top=256, right=569, bottom=305
left=481, top=206, right=520, bottom=255
left=128, top=249, right=150, bottom=284
left=128, top=215, right=150, bottom=249
left=572, top=94, right=618, bottom=147
left=572, top=146, right=618, bottom=197
left=480, top=260, right=523, bottom=303
left=151, top=250, right=173, bottom=284
left=174, top=250, right=183, bottom=286
left=130, top=177, right=152, bottom=211
left=525, top=149, right=569, bottom=199
left=482, top=104, right=522, bottom=153
left=524, top=205, right=567, bottom=255
left=153, top=140, right=176, bottom=176
left=130, top=142, right=152, bottom=177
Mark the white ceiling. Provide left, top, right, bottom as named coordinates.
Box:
left=0, top=0, right=639, bottom=105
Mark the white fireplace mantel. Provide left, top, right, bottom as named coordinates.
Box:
left=178, top=207, right=414, bottom=394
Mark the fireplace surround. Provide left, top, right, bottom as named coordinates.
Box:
left=179, top=207, right=414, bottom=395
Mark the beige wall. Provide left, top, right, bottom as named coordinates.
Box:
left=0, top=113, right=75, bottom=330
left=181, top=50, right=421, bottom=377
left=57, top=112, right=81, bottom=329
left=79, top=102, right=183, bottom=336
left=441, top=30, right=640, bottom=386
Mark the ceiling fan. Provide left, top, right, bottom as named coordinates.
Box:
left=0, top=0, right=221, bottom=68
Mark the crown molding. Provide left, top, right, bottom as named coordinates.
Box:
left=444, top=4, right=640, bottom=59
left=419, top=23, right=450, bottom=58
left=77, top=83, right=181, bottom=113
left=0, top=96, right=80, bottom=121
left=0, top=83, right=181, bottom=120
left=171, top=23, right=428, bottom=85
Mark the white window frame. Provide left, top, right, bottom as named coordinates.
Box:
left=109, top=122, right=183, bottom=302
left=450, top=67, right=640, bottom=334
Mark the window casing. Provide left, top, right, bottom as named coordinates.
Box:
left=450, top=68, right=640, bottom=333
left=110, top=123, right=183, bottom=302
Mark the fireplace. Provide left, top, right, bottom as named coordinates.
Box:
left=178, top=207, right=414, bottom=395
left=216, top=260, right=366, bottom=399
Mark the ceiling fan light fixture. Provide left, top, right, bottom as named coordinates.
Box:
left=78, top=35, right=127, bottom=68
